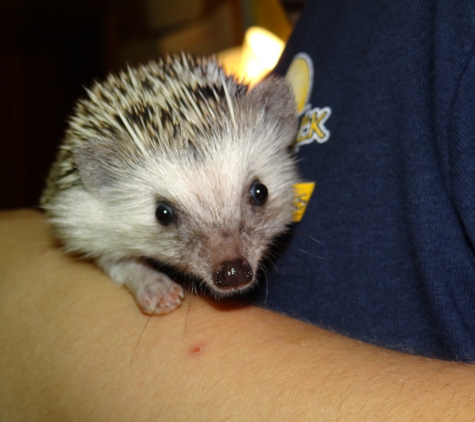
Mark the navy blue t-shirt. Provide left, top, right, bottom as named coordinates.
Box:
left=253, top=0, right=475, bottom=361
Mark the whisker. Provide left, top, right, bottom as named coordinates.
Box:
left=259, top=265, right=270, bottom=304
left=297, top=248, right=327, bottom=260
left=291, top=229, right=322, bottom=245
left=130, top=259, right=181, bottom=365
left=182, top=294, right=193, bottom=339
left=130, top=312, right=153, bottom=366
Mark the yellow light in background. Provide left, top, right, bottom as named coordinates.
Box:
left=241, top=27, right=285, bottom=83
left=218, top=26, right=285, bottom=85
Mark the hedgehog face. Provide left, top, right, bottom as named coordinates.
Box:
left=131, top=130, right=298, bottom=296
left=43, top=55, right=299, bottom=298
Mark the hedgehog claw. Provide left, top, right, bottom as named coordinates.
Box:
left=136, top=276, right=184, bottom=315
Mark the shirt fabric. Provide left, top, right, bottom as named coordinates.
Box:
left=252, top=0, right=475, bottom=362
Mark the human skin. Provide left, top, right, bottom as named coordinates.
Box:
left=0, top=209, right=474, bottom=421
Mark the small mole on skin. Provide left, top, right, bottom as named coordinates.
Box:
left=189, top=344, right=205, bottom=357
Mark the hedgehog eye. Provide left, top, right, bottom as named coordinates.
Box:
left=155, top=202, right=174, bottom=225
left=249, top=181, right=268, bottom=205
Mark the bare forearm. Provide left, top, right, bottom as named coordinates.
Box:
left=0, top=210, right=473, bottom=421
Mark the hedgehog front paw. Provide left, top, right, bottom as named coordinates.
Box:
left=97, top=257, right=185, bottom=315
left=136, top=275, right=184, bottom=315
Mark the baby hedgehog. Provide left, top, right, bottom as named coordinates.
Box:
left=41, top=53, right=299, bottom=315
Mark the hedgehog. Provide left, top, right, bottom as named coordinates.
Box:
left=41, top=53, right=299, bottom=315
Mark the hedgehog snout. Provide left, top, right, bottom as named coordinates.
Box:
left=213, top=258, right=253, bottom=290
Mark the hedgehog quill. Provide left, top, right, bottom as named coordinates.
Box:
left=41, top=54, right=299, bottom=315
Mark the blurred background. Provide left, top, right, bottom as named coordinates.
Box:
left=0, top=0, right=306, bottom=210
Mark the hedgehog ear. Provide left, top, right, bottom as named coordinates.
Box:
left=245, top=76, right=298, bottom=146
left=73, top=137, right=125, bottom=199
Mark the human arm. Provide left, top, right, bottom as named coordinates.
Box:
left=0, top=209, right=473, bottom=421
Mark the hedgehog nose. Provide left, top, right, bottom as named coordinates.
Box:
left=214, top=258, right=253, bottom=289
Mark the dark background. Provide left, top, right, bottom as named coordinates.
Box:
left=0, top=0, right=304, bottom=210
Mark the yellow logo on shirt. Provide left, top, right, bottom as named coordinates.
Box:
left=296, top=106, right=332, bottom=145
left=286, top=53, right=328, bottom=222
left=292, top=182, right=315, bottom=222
